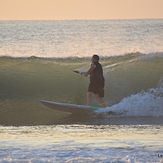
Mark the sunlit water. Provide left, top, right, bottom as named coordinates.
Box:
left=0, top=125, right=163, bottom=163
left=0, top=19, right=163, bottom=58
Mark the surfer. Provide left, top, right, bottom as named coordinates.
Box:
left=81, top=55, right=106, bottom=108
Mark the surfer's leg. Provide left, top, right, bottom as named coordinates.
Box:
left=87, top=92, right=92, bottom=106
left=95, top=94, right=106, bottom=108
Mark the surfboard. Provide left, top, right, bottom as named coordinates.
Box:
left=40, top=100, right=102, bottom=113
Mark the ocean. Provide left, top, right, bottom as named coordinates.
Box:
left=0, top=19, right=163, bottom=162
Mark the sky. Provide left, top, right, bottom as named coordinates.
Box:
left=0, top=0, right=163, bottom=20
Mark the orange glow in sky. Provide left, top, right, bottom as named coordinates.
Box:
left=0, top=0, right=163, bottom=20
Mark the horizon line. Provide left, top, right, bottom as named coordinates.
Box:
left=0, top=18, right=163, bottom=21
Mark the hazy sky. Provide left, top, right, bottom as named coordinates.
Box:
left=0, top=0, right=163, bottom=20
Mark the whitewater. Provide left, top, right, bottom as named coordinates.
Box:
left=0, top=19, right=163, bottom=162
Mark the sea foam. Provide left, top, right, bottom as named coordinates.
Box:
left=97, top=78, right=163, bottom=117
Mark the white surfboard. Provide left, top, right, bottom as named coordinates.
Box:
left=40, top=100, right=102, bottom=113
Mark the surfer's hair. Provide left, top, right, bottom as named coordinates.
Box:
left=93, top=55, right=99, bottom=61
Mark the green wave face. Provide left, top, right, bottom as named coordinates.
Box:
left=0, top=53, right=162, bottom=125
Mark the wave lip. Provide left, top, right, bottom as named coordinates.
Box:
left=0, top=51, right=163, bottom=59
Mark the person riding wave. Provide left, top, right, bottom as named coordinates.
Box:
left=81, top=55, right=106, bottom=108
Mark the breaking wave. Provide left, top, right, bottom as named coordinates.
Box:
left=0, top=52, right=163, bottom=125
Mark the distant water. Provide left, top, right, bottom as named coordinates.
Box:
left=0, top=19, right=163, bottom=58
left=0, top=19, right=163, bottom=162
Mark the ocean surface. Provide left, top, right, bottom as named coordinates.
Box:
left=0, top=19, right=163, bottom=162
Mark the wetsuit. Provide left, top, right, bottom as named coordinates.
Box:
left=88, top=62, right=105, bottom=97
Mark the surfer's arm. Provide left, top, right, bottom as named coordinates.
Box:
left=81, top=64, right=96, bottom=77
